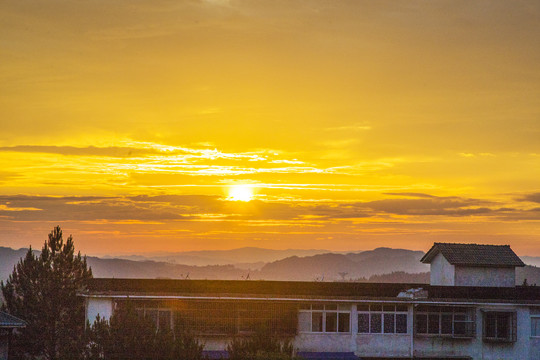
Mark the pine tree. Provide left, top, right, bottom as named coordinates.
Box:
left=1, top=226, right=93, bottom=360
left=84, top=302, right=204, bottom=360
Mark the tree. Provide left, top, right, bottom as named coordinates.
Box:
left=83, top=302, right=204, bottom=360
left=1, top=226, right=93, bottom=360
left=227, top=325, right=300, bottom=360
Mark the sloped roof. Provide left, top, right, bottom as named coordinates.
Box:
left=421, top=243, right=525, bottom=267
left=0, top=311, right=25, bottom=328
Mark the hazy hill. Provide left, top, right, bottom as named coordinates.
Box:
left=0, top=247, right=248, bottom=281
left=2, top=245, right=540, bottom=286
left=0, top=246, right=40, bottom=281
left=86, top=257, right=249, bottom=280
left=258, top=253, right=361, bottom=281
left=516, top=265, right=540, bottom=286
left=521, top=256, right=540, bottom=268
left=259, top=248, right=429, bottom=281
left=102, top=247, right=330, bottom=267
left=345, top=247, right=428, bottom=276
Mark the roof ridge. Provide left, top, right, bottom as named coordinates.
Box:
left=435, top=242, right=510, bottom=247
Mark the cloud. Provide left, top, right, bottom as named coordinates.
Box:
left=0, top=146, right=160, bottom=157
left=383, top=192, right=437, bottom=198
left=0, top=193, right=520, bottom=224
left=0, top=195, right=187, bottom=222
left=518, top=192, right=540, bottom=204
left=360, top=194, right=494, bottom=216
left=0, top=194, right=373, bottom=223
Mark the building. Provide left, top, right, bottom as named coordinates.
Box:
left=81, top=243, right=540, bottom=359
left=0, top=311, right=25, bottom=360
left=421, top=243, right=525, bottom=287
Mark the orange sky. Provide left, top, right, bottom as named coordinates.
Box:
left=1, top=0, right=540, bottom=255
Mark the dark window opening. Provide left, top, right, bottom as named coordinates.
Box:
left=338, top=312, right=350, bottom=333
left=415, top=306, right=475, bottom=338
left=483, top=312, right=516, bottom=343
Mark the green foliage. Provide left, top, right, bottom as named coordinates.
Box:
left=227, top=326, right=301, bottom=360
left=1, top=226, right=92, bottom=360
left=84, top=302, right=204, bottom=360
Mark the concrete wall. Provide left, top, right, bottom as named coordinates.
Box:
left=530, top=308, right=540, bottom=360
left=356, top=334, right=410, bottom=358
left=295, top=333, right=354, bottom=353
left=86, top=297, right=113, bottom=324
left=430, top=252, right=455, bottom=286
left=413, top=306, right=532, bottom=359
left=455, top=266, right=515, bottom=287
left=295, top=304, right=412, bottom=357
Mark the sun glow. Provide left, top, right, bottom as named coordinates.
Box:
left=228, top=185, right=254, bottom=201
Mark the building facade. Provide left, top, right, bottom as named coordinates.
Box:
left=82, top=243, right=540, bottom=360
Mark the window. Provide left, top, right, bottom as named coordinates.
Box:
left=357, top=304, right=408, bottom=334
left=299, top=304, right=351, bottom=333
left=483, top=311, right=516, bottom=342
left=176, top=300, right=297, bottom=336
left=532, top=316, right=540, bottom=337
left=124, top=299, right=298, bottom=336
left=136, top=308, right=172, bottom=330
left=415, top=306, right=475, bottom=338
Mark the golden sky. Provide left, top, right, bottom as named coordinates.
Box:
left=1, top=0, right=540, bottom=255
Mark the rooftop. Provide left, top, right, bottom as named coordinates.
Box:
left=83, top=278, right=540, bottom=303
left=420, top=242, right=525, bottom=267
left=85, top=278, right=423, bottom=300
left=0, top=311, right=25, bottom=328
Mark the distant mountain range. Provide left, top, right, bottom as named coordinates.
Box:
left=258, top=248, right=428, bottom=281
left=1, top=246, right=540, bottom=285
left=98, top=247, right=331, bottom=268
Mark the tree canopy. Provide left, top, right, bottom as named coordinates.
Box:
left=1, top=226, right=92, bottom=360
left=84, top=302, right=204, bottom=360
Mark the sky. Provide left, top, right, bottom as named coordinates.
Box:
left=1, top=0, right=540, bottom=256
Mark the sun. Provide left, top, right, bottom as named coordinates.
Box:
left=228, top=185, right=254, bottom=202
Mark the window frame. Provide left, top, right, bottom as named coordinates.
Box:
left=531, top=315, right=540, bottom=338
left=357, top=304, right=409, bottom=335
left=137, top=306, right=173, bottom=330
left=414, top=306, right=475, bottom=338
left=482, top=311, right=517, bottom=343
left=299, top=303, right=351, bottom=334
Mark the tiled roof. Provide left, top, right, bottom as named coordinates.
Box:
left=0, top=311, right=25, bottom=328
left=420, top=243, right=525, bottom=267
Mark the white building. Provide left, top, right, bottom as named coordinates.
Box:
left=82, top=243, right=540, bottom=360
left=421, top=243, right=525, bottom=287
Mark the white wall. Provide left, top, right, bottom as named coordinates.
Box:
left=86, top=297, right=113, bottom=324
left=413, top=306, right=532, bottom=359
left=430, top=252, right=455, bottom=286
left=454, top=266, right=516, bottom=287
